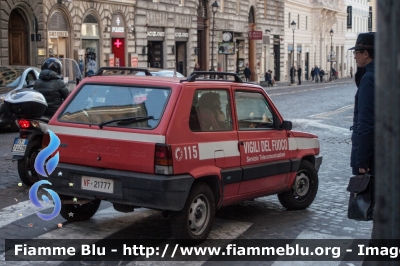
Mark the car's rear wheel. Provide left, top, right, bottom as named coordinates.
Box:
left=278, top=160, right=318, bottom=210
left=17, top=139, right=41, bottom=186
left=59, top=196, right=101, bottom=222
left=170, top=182, right=215, bottom=243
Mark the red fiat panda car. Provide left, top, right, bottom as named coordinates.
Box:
left=42, top=69, right=322, bottom=241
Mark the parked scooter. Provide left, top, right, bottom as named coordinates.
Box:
left=4, top=58, right=81, bottom=186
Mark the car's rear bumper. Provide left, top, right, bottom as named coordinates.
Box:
left=42, top=163, right=194, bottom=211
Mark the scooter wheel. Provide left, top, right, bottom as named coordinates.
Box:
left=17, top=139, right=41, bottom=186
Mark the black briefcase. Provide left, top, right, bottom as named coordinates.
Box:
left=346, top=174, right=374, bottom=221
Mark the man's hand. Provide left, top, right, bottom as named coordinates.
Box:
left=359, top=168, right=367, bottom=174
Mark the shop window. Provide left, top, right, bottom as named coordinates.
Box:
left=82, top=14, right=100, bottom=76
left=82, top=15, right=99, bottom=37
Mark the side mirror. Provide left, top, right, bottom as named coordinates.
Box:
left=281, top=120, right=292, bottom=130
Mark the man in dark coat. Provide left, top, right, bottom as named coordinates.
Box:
left=243, top=63, right=251, bottom=82
left=349, top=32, right=375, bottom=176
left=297, top=65, right=302, bottom=85
left=264, top=70, right=273, bottom=86
left=319, top=69, right=325, bottom=82
left=349, top=32, right=376, bottom=246
left=34, top=58, right=69, bottom=117
left=289, top=66, right=296, bottom=83
left=311, top=67, right=315, bottom=81
left=314, top=66, right=320, bottom=83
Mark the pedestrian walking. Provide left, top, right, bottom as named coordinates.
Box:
left=194, top=63, right=201, bottom=71
left=297, top=65, right=302, bottom=85
left=290, top=66, right=296, bottom=83
left=311, top=67, right=315, bottom=81
left=314, top=66, right=320, bottom=83
left=350, top=66, right=353, bottom=78
left=208, top=68, right=217, bottom=79
left=349, top=33, right=376, bottom=247
left=244, top=63, right=251, bottom=82
left=319, top=69, right=325, bottom=82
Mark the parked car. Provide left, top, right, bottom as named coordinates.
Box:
left=38, top=69, right=322, bottom=242
left=0, top=66, right=40, bottom=128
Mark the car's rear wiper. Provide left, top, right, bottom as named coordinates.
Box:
left=98, top=116, right=154, bottom=129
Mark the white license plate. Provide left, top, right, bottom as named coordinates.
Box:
left=11, top=138, right=28, bottom=155
left=81, top=176, right=114, bottom=193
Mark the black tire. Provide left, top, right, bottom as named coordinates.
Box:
left=278, top=160, right=318, bottom=210
left=59, top=196, right=101, bottom=222
left=170, top=182, right=215, bottom=242
left=17, top=139, right=41, bottom=186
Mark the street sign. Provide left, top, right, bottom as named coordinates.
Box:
left=248, top=31, right=262, bottom=40
left=327, top=55, right=337, bottom=62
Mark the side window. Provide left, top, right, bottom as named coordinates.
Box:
left=235, top=91, right=274, bottom=130
left=25, top=71, right=36, bottom=86
left=27, top=71, right=36, bottom=81
left=189, top=89, right=233, bottom=132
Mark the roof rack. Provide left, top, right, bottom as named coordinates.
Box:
left=90, top=67, right=152, bottom=76
left=183, top=71, right=243, bottom=83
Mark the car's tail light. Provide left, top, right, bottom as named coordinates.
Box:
left=154, top=144, right=173, bottom=175
left=18, top=119, right=30, bottom=129
left=42, top=132, right=50, bottom=149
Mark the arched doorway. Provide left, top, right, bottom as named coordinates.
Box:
left=197, top=0, right=208, bottom=71
left=8, top=9, right=28, bottom=65
left=48, top=11, right=70, bottom=58
left=248, top=7, right=256, bottom=81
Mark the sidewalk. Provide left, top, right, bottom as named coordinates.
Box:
left=259, top=77, right=354, bottom=90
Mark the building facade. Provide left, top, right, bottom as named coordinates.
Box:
left=344, top=0, right=369, bottom=78
left=1, top=0, right=286, bottom=82
left=368, top=0, right=377, bottom=32
left=283, top=0, right=347, bottom=83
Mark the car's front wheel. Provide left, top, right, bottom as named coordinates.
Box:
left=170, top=182, right=215, bottom=242
left=278, top=160, right=318, bottom=210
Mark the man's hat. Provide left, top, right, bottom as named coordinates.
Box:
left=349, top=32, right=375, bottom=50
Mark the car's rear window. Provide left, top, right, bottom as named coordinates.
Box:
left=59, top=85, right=170, bottom=129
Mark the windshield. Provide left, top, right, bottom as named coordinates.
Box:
left=0, top=68, right=24, bottom=87
left=59, top=85, right=171, bottom=129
